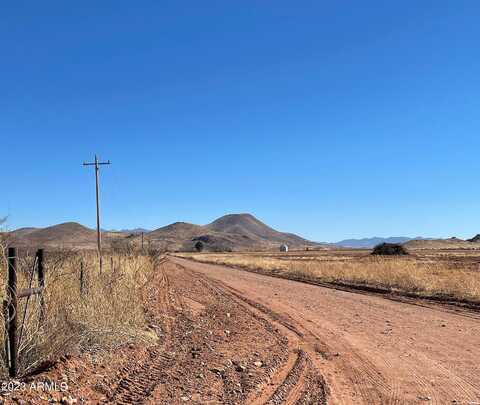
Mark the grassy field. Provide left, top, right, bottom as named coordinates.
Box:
left=0, top=249, right=158, bottom=377
left=180, top=249, right=480, bottom=303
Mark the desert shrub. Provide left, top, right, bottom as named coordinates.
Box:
left=193, top=235, right=213, bottom=244
left=110, top=238, right=135, bottom=255
left=194, top=241, right=204, bottom=252
left=371, top=243, right=409, bottom=256
left=145, top=247, right=163, bottom=265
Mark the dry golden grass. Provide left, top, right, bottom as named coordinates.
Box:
left=182, top=251, right=480, bottom=302
left=0, top=249, right=158, bottom=377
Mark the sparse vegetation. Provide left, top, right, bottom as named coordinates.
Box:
left=0, top=249, right=157, bottom=377
left=181, top=251, right=480, bottom=303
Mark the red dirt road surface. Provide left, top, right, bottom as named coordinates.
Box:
left=172, top=256, right=480, bottom=405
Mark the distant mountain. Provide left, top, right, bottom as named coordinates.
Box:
left=147, top=213, right=319, bottom=252
left=119, top=228, right=150, bottom=234
left=8, top=214, right=318, bottom=252
left=149, top=222, right=205, bottom=239
left=334, top=236, right=425, bottom=248
left=10, top=222, right=98, bottom=249
left=8, top=221, right=151, bottom=250
left=335, top=234, right=480, bottom=249
left=206, top=214, right=310, bottom=245
left=10, top=227, right=38, bottom=238
left=467, top=234, right=480, bottom=243
left=404, top=236, right=480, bottom=250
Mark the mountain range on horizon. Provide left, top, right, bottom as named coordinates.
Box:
left=5, top=213, right=320, bottom=252
left=332, top=236, right=429, bottom=248
left=7, top=215, right=478, bottom=251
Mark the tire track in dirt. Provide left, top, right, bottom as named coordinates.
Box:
left=108, top=259, right=176, bottom=404
left=201, top=275, right=338, bottom=404
left=214, top=276, right=406, bottom=404
left=216, top=268, right=427, bottom=405
left=173, top=262, right=329, bottom=405
left=265, top=350, right=307, bottom=405
left=173, top=264, right=310, bottom=405
left=110, top=257, right=315, bottom=404
left=163, top=261, right=300, bottom=404
left=277, top=289, right=479, bottom=405
left=108, top=348, right=174, bottom=404
left=197, top=275, right=330, bottom=404
left=180, top=266, right=352, bottom=404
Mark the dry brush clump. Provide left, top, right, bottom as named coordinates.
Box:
left=371, top=243, right=409, bottom=256
left=183, top=252, right=480, bottom=303
left=0, top=249, right=157, bottom=377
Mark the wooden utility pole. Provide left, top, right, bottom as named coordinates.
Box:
left=83, top=155, right=110, bottom=272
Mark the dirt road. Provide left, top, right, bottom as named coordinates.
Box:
left=172, top=256, right=480, bottom=405
left=9, top=256, right=479, bottom=404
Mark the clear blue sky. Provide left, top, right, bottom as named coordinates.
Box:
left=2, top=1, right=480, bottom=242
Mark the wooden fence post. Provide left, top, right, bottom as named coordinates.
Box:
left=7, top=247, right=18, bottom=377
left=80, top=261, right=85, bottom=297
left=36, top=249, right=45, bottom=322
left=3, top=300, right=9, bottom=372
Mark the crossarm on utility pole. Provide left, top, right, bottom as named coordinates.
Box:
left=83, top=161, right=111, bottom=166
